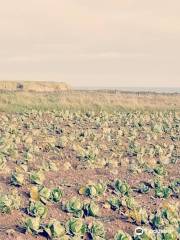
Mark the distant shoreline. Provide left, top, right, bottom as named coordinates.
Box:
left=74, top=90, right=180, bottom=96
left=74, top=87, right=180, bottom=94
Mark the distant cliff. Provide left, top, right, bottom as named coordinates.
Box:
left=0, top=81, right=71, bottom=92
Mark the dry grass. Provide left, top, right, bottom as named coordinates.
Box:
left=0, top=81, right=70, bottom=92
left=0, top=90, right=180, bottom=112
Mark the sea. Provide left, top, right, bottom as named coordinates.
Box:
left=74, top=87, right=180, bottom=93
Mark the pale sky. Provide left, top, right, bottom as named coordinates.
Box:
left=0, top=0, right=180, bottom=88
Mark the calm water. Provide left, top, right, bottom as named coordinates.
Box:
left=75, top=87, right=180, bottom=93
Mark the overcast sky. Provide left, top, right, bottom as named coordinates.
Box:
left=0, top=0, right=180, bottom=88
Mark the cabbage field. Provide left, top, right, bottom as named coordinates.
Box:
left=0, top=110, right=179, bottom=240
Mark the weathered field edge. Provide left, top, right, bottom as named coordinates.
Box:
left=0, top=90, right=180, bottom=112
left=0, top=81, right=71, bottom=92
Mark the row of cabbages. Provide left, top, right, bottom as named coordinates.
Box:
left=23, top=216, right=180, bottom=239
left=1, top=177, right=179, bottom=239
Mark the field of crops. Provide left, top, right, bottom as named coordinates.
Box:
left=0, top=109, right=179, bottom=240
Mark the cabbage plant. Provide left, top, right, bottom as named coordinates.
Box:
left=83, top=201, right=99, bottom=217
left=127, top=207, right=148, bottom=225
left=137, top=183, right=150, bottom=194
left=38, top=185, right=51, bottom=203
left=155, top=185, right=172, bottom=199
left=24, top=217, right=41, bottom=235
left=0, top=194, right=13, bottom=213
left=0, top=190, right=21, bottom=213
left=50, top=187, right=63, bottom=203
left=79, top=182, right=106, bottom=198
left=43, top=219, right=66, bottom=239
left=88, top=221, right=105, bottom=239
left=11, top=171, right=24, bottom=186
left=27, top=201, right=47, bottom=218
left=150, top=210, right=165, bottom=229
left=154, top=164, right=166, bottom=176
left=114, top=230, right=132, bottom=240
left=108, top=197, right=121, bottom=210
left=121, top=196, right=137, bottom=210
left=58, top=136, right=68, bottom=148
left=66, top=218, right=86, bottom=236
left=65, top=197, right=83, bottom=218
left=170, top=178, right=180, bottom=196
left=114, top=179, right=131, bottom=196
left=0, top=154, right=7, bottom=170
left=160, top=226, right=179, bottom=240
left=30, top=170, right=45, bottom=185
